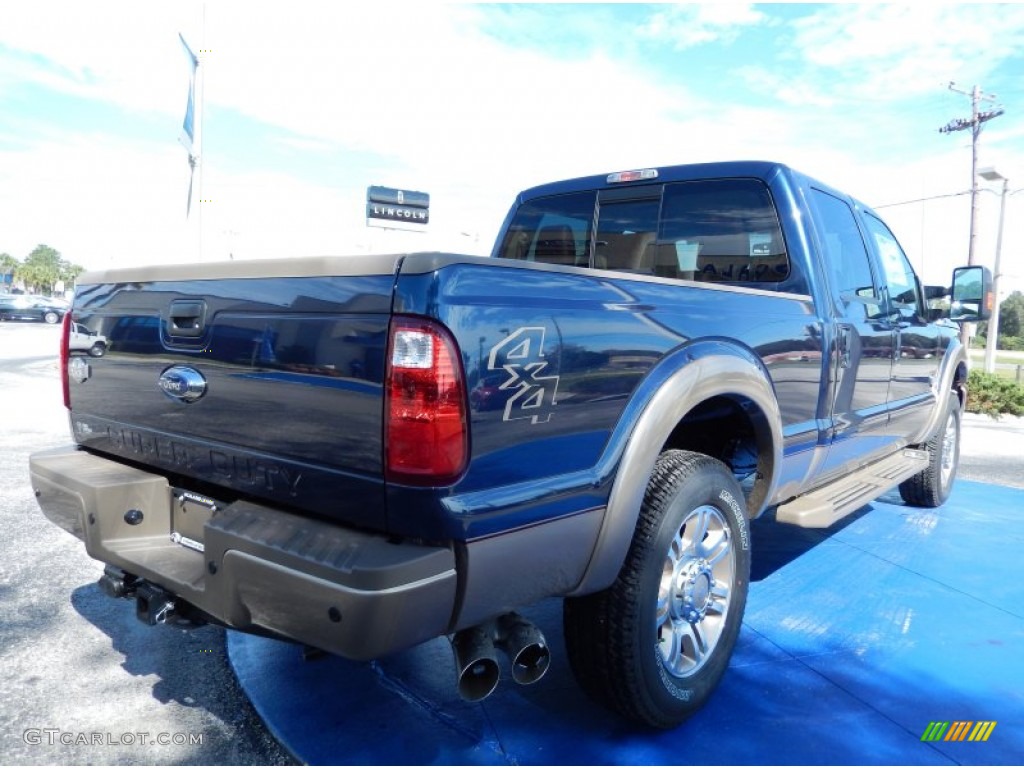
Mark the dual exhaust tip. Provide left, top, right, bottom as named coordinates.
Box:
left=451, top=613, right=550, bottom=702
left=101, top=565, right=545, bottom=702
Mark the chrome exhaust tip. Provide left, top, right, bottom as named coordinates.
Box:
left=451, top=624, right=500, bottom=702
left=496, top=612, right=550, bottom=686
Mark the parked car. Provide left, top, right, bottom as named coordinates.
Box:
left=0, top=295, right=68, bottom=324
left=68, top=322, right=107, bottom=357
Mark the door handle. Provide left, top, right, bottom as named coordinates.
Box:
left=838, top=327, right=852, bottom=369
left=168, top=299, right=207, bottom=338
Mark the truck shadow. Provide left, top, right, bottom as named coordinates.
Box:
left=69, top=582, right=298, bottom=764
left=750, top=504, right=875, bottom=582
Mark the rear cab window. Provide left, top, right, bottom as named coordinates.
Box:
left=496, top=177, right=800, bottom=292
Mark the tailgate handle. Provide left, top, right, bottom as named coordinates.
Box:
left=168, top=299, right=207, bottom=338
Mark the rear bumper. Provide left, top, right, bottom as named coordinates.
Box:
left=29, top=446, right=457, bottom=661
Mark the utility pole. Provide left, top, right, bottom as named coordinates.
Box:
left=939, top=82, right=1004, bottom=350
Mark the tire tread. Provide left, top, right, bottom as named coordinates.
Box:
left=564, top=449, right=748, bottom=728
left=899, top=396, right=960, bottom=507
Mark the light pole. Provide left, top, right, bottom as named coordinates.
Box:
left=978, top=167, right=1008, bottom=374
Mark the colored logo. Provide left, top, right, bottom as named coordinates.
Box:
left=921, top=721, right=996, bottom=742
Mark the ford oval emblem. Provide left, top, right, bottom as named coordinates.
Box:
left=158, top=365, right=207, bottom=403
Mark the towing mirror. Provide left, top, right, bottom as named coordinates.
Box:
left=949, top=265, right=993, bottom=323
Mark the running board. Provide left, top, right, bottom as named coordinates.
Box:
left=776, top=449, right=929, bottom=528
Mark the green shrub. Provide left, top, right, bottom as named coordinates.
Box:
left=966, top=369, right=1024, bottom=418
left=1001, top=335, right=1024, bottom=352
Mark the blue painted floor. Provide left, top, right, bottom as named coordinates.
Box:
left=228, top=480, right=1024, bottom=765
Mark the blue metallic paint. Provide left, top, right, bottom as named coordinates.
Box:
left=69, top=274, right=394, bottom=530
left=387, top=261, right=816, bottom=541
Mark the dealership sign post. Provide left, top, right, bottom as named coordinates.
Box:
left=366, top=186, right=430, bottom=232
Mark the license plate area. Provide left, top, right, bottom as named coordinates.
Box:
left=170, top=490, right=220, bottom=553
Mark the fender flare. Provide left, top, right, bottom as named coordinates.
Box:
left=909, top=336, right=968, bottom=445
left=569, top=339, right=783, bottom=596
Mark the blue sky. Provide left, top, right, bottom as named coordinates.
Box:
left=1, top=2, right=1022, bottom=293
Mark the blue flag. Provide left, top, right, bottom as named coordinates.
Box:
left=179, top=33, right=199, bottom=154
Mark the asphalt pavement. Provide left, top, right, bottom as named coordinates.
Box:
left=959, top=411, right=1024, bottom=488
left=0, top=323, right=294, bottom=766
left=0, top=320, right=1020, bottom=765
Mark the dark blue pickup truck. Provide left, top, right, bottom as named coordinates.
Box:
left=31, top=161, right=990, bottom=727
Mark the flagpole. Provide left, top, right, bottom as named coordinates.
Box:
left=197, top=1, right=206, bottom=261
left=178, top=31, right=200, bottom=260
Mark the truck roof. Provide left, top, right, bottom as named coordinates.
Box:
left=515, top=160, right=873, bottom=214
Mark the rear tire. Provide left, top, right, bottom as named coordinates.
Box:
left=899, top=395, right=961, bottom=507
left=564, top=450, right=750, bottom=728
left=43, top=311, right=59, bottom=324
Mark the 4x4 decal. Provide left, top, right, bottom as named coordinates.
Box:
left=486, top=327, right=560, bottom=424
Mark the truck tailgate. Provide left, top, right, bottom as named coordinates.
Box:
left=67, top=256, right=398, bottom=530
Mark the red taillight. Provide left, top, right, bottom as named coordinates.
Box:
left=60, top=312, right=72, bottom=409
left=385, top=317, right=468, bottom=486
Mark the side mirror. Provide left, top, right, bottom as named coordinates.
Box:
left=949, top=265, right=993, bottom=323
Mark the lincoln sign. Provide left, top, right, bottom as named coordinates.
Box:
left=366, top=186, right=430, bottom=229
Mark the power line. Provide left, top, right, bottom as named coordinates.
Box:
left=874, top=187, right=1024, bottom=210
left=874, top=190, right=971, bottom=209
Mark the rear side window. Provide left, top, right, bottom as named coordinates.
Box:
left=495, top=191, right=594, bottom=266
left=810, top=189, right=877, bottom=300
left=656, top=179, right=790, bottom=285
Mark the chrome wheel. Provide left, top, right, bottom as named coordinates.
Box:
left=656, top=504, right=735, bottom=678
left=899, top=395, right=960, bottom=508
left=564, top=450, right=750, bottom=728
left=939, top=409, right=957, bottom=490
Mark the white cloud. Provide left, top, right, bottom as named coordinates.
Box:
left=0, top=1, right=201, bottom=117
left=790, top=4, right=1024, bottom=101
left=639, top=3, right=769, bottom=48
left=198, top=5, right=685, bottom=175
left=0, top=132, right=191, bottom=268
left=736, top=65, right=839, bottom=108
